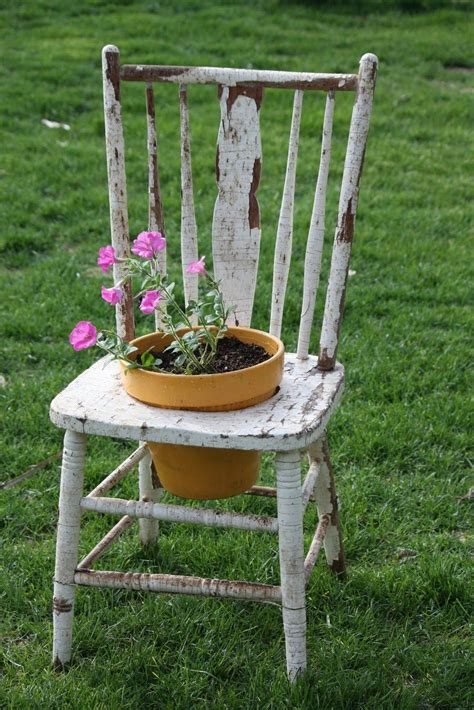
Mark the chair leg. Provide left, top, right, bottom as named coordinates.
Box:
left=138, top=446, right=162, bottom=545
left=309, top=435, right=346, bottom=577
left=275, top=449, right=307, bottom=683
left=52, top=429, right=87, bottom=669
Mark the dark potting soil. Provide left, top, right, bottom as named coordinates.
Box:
left=144, top=336, right=271, bottom=374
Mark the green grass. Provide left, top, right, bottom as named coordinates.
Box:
left=1, top=0, right=473, bottom=707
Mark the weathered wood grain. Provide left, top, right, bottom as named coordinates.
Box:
left=213, top=85, right=263, bottom=326
left=76, top=516, right=134, bottom=570
left=74, top=569, right=282, bottom=603
left=318, top=54, right=378, bottom=370
left=308, top=436, right=346, bottom=576
left=304, top=513, right=330, bottom=582
left=121, top=64, right=357, bottom=92
left=52, top=430, right=86, bottom=669
left=86, top=444, right=147, bottom=498
left=276, top=450, right=307, bottom=681
left=80, top=495, right=279, bottom=533
left=102, top=45, right=135, bottom=340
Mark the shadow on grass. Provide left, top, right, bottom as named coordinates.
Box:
left=283, top=0, right=471, bottom=14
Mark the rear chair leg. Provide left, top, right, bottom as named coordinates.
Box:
left=138, top=446, right=162, bottom=545
left=275, top=449, right=307, bottom=682
left=53, top=430, right=87, bottom=669
left=309, top=435, right=346, bottom=577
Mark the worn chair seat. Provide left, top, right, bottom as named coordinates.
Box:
left=50, top=354, right=344, bottom=451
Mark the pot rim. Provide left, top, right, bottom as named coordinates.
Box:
left=120, top=326, right=284, bottom=381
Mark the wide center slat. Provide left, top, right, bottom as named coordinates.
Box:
left=212, top=85, right=263, bottom=327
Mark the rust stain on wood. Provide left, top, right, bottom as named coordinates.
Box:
left=218, top=84, right=263, bottom=113
left=249, top=157, right=261, bottom=229
left=53, top=596, right=73, bottom=614
left=120, top=64, right=358, bottom=92
left=105, top=51, right=120, bottom=102
left=318, top=347, right=334, bottom=371
left=337, top=197, right=355, bottom=244
left=53, top=655, right=67, bottom=672
left=215, top=144, right=220, bottom=183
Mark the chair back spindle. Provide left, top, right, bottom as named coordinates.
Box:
left=318, top=54, right=377, bottom=370
left=296, top=90, right=335, bottom=359
left=179, top=84, right=199, bottom=319
left=145, top=82, right=166, bottom=329
left=102, top=45, right=135, bottom=340
left=270, top=90, right=303, bottom=338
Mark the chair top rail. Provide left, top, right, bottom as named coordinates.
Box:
left=121, top=64, right=358, bottom=91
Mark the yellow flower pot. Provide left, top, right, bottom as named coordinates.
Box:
left=120, top=327, right=284, bottom=499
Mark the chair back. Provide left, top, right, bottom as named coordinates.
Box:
left=102, top=46, right=377, bottom=369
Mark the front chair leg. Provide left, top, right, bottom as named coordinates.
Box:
left=138, top=446, right=162, bottom=545
left=309, top=435, right=346, bottom=577
left=52, top=429, right=87, bottom=669
left=275, top=449, right=307, bottom=683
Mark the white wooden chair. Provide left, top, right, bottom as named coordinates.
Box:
left=50, top=46, right=377, bottom=682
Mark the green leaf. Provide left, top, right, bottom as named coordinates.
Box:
left=140, top=352, right=156, bottom=368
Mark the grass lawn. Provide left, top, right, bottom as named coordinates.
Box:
left=1, top=0, right=473, bottom=707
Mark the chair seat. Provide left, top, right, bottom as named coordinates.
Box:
left=50, top=354, right=344, bottom=452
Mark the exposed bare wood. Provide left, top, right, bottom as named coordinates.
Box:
left=270, top=90, right=303, bottom=338
left=74, top=568, right=282, bottom=603
left=86, top=444, right=147, bottom=498
left=319, top=54, right=378, bottom=370
left=102, top=45, right=135, bottom=341
left=245, top=484, right=278, bottom=498
left=304, top=513, right=330, bottom=582
left=276, top=450, right=307, bottom=682
left=138, top=448, right=162, bottom=545
left=297, top=90, right=335, bottom=359
left=0, top=450, right=61, bottom=490
left=213, top=85, right=263, bottom=327
left=76, top=516, right=134, bottom=570
left=52, top=430, right=86, bottom=670
left=179, top=84, right=199, bottom=315
left=145, top=83, right=166, bottom=330
left=308, top=436, right=346, bottom=576
left=121, top=64, right=358, bottom=92
left=80, top=495, right=279, bottom=533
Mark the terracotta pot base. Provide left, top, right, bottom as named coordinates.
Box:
left=148, top=443, right=261, bottom=500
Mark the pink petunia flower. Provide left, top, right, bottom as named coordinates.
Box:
left=97, top=245, right=117, bottom=273
left=186, top=256, right=207, bottom=275
left=140, top=290, right=162, bottom=315
left=101, top=286, right=123, bottom=305
left=69, top=321, right=97, bottom=351
left=131, top=231, right=166, bottom=259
